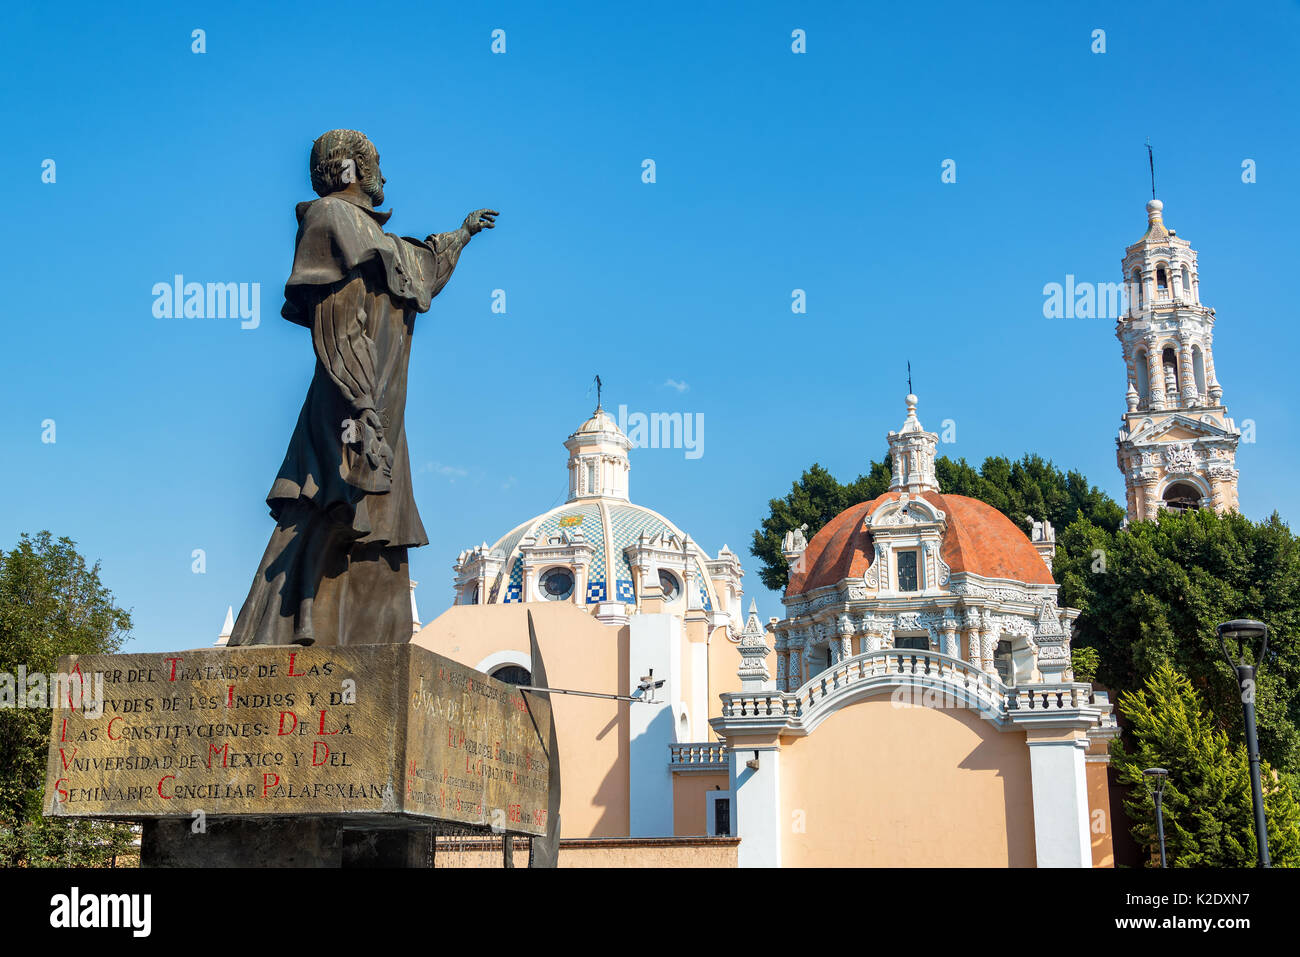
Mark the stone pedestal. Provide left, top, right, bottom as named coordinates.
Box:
left=141, top=817, right=437, bottom=868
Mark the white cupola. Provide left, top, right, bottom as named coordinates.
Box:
left=564, top=405, right=631, bottom=501
left=887, top=394, right=940, bottom=495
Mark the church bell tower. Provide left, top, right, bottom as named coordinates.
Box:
left=1115, top=198, right=1241, bottom=522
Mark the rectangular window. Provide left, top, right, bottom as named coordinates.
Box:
left=713, top=797, right=731, bottom=837
left=995, top=639, right=1014, bottom=686
left=896, top=550, right=919, bottom=591
left=895, top=635, right=929, bottom=651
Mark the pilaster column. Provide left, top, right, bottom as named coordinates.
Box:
left=965, top=619, right=982, bottom=671
left=1025, top=732, right=1093, bottom=867
left=1142, top=476, right=1161, bottom=520
left=730, top=740, right=782, bottom=868
left=980, top=616, right=997, bottom=675
left=941, top=620, right=959, bottom=658
left=1178, top=334, right=1198, bottom=407
left=1146, top=336, right=1165, bottom=410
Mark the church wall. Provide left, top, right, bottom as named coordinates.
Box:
left=778, top=696, right=1036, bottom=866
left=672, top=771, right=730, bottom=835
left=1087, top=739, right=1116, bottom=868
left=413, top=603, right=631, bottom=839
left=707, top=626, right=744, bottom=718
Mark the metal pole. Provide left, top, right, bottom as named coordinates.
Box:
left=1238, top=664, right=1271, bottom=867
left=1153, top=791, right=1166, bottom=868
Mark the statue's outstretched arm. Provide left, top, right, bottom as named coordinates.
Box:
left=421, top=209, right=498, bottom=299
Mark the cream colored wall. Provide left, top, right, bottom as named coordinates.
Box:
left=778, top=696, right=1037, bottom=867
left=1087, top=739, right=1116, bottom=868
left=413, top=603, right=631, bottom=839
left=672, top=771, right=730, bottom=835
left=433, top=837, right=738, bottom=868
left=707, top=626, right=744, bottom=717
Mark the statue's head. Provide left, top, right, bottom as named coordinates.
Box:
left=309, top=129, right=385, bottom=207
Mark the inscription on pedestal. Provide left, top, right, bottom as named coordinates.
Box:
left=43, top=645, right=550, bottom=836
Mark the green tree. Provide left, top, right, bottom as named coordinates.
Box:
left=0, top=532, right=135, bottom=866
left=1110, top=664, right=1300, bottom=866
left=1057, top=508, right=1300, bottom=773
left=750, top=454, right=1123, bottom=592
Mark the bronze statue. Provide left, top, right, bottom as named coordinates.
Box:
left=229, top=129, right=496, bottom=647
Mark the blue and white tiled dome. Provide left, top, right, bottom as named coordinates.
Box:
left=450, top=406, right=739, bottom=623
left=486, top=500, right=716, bottom=610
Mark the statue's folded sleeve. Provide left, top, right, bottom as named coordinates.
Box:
left=280, top=196, right=445, bottom=327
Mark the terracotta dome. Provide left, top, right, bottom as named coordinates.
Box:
left=787, top=491, right=1054, bottom=595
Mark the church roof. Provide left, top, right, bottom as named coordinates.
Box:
left=787, top=490, right=1053, bottom=596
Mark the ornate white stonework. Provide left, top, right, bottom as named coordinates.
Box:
left=887, top=394, right=939, bottom=495
left=770, top=394, right=1080, bottom=692
left=1115, top=199, right=1241, bottom=522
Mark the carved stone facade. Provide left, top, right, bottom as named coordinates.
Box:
left=771, top=395, right=1079, bottom=693
left=1115, top=199, right=1241, bottom=522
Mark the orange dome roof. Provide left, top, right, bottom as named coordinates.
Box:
left=787, top=491, right=1053, bottom=595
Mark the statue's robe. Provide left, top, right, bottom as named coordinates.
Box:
left=229, top=194, right=467, bottom=646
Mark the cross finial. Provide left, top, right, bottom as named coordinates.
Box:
left=1146, top=137, right=1156, bottom=200
left=594, top=374, right=603, bottom=411
left=907, top=360, right=913, bottom=396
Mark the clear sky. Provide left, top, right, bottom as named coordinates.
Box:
left=3, top=1, right=1297, bottom=653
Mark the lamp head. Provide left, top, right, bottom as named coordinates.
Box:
left=1143, top=767, right=1169, bottom=796
left=1217, top=619, right=1268, bottom=671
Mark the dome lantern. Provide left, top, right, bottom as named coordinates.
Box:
left=564, top=405, right=631, bottom=502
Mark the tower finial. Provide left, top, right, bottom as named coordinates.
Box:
left=1145, top=137, right=1156, bottom=200
left=592, top=373, right=603, bottom=411
left=907, top=360, right=913, bottom=397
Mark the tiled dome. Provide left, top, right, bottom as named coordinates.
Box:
left=486, top=500, right=717, bottom=609
left=787, top=490, right=1054, bottom=596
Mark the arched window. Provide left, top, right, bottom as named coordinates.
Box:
left=1156, top=264, right=1169, bottom=293
left=1181, top=264, right=1192, bottom=298
left=1161, top=346, right=1180, bottom=403
left=1192, top=345, right=1207, bottom=397
left=1162, top=482, right=1202, bottom=512
left=491, top=665, right=532, bottom=686
left=1135, top=349, right=1150, bottom=406
left=1130, top=268, right=1143, bottom=311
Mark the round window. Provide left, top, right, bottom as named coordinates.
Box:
left=540, top=567, right=574, bottom=600
left=658, top=570, right=681, bottom=601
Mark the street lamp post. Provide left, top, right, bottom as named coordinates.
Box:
left=1143, top=767, right=1169, bottom=867
left=1217, top=619, right=1271, bottom=868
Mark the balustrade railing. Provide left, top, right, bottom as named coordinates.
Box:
left=717, top=649, right=1121, bottom=727
left=668, top=742, right=729, bottom=768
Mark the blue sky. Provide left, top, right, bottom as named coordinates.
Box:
left=3, top=1, right=1297, bottom=653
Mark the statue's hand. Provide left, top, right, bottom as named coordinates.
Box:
left=342, top=409, right=393, bottom=491
left=358, top=409, right=393, bottom=482
left=462, top=209, right=498, bottom=236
